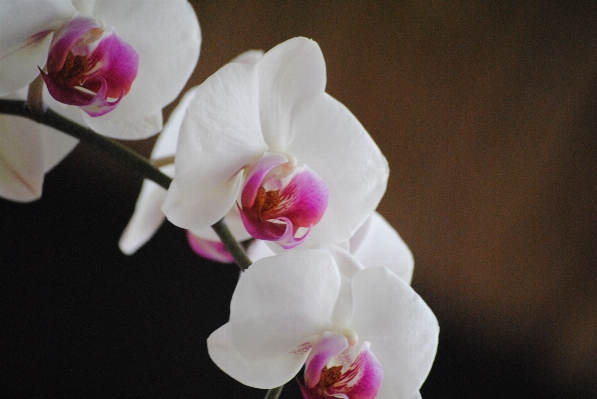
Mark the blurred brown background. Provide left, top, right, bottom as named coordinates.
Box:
left=2, top=1, right=596, bottom=398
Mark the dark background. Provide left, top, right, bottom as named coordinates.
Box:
left=1, top=1, right=596, bottom=398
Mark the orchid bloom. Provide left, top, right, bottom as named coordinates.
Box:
left=162, top=37, right=388, bottom=250
left=207, top=249, right=439, bottom=399
left=1, top=0, right=201, bottom=139
left=119, top=50, right=265, bottom=256
left=0, top=0, right=200, bottom=202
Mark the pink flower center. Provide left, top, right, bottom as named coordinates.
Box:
left=41, top=14, right=139, bottom=117
left=239, top=152, right=329, bottom=249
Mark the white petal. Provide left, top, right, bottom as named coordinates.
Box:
left=152, top=87, right=199, bottom=159
left=0, top=0, right=75, bottom=95
left=118, top=165, right=173, bottom=255
left=68, top=0, right=201, bottom=139
left=350, top=212, right=414, bottom=284
left=246, top=239, right=275, bottom=262
left=208, top=323, right=308, bottom=389
left=162, top=63, right=268, bottom=231
left=80, top=109, right=163, bottom=140
left=117, top=88, right=198, bottom=255
left=322, top=247, right=364, bottom=328
left=229, top=249, right=340, bottom=362
left=40, top=127, right=78, bottom=173
left=230, top=49, right=264, bottom=65
left=288, top=93, right=389, bottom=247
left=256, top=37, right=326, bottom=150
left=350, top=267, right=439, bottom=399
left=0, top=116, right=44, bottom=201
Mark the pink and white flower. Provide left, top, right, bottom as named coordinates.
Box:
left=1, top=0, right=201, bottom=138
left=162, top=37, right=388, bottom=249
left=207, top=249, right=439, bottom=398
left=0, top=0, right=200, bottom=201
left=40, top=13, right=139, bottom=117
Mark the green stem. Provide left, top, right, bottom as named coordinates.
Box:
left=212, top=219, right=252, bottom=271
left=0, top=99, right=252, bottom=269
left=264, top=385, right=284, bottom=399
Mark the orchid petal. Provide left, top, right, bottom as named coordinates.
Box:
left=287, top=92, right=389, bottom=248
left=230, top=49, right=264, bottom=65
left=0, top=0, right=75, bottom=95
left=350, top=267, right=439, bottom=399
left=0, top=116, right=44, bottom=201
left=81, top=108, right=163, bottom=140
left=256, top=37, right=326, bottom=149
left=118, top=88, right=199, bottom=255
left=118, top=172, right=170, bottom=255
left=267, top=165, right=329, bottom=227
left=350, top=212, right=414, bottom=284
left=40, top=126, right=78, bottom=173
left=163, top=63, right=268, bottom=231
left=208, top=323, right=309, bottom=389
left=0, top=114, right=77, bottom=202
left=69, top=0, right=201, bottom=139
left=229, top=249, right=339, bottom=362
left=186, top=232, right=234, bottom=263
left=245, top=239, right=275, bottom=262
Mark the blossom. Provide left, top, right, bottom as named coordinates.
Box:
left=162, top=37, right=388, bottom=249
left=207, top=249, right=439, bottom=398
left=0, top=0, right=200, bottom=202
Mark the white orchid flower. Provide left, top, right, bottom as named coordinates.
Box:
left=162, top=37, right=389, bottom=250
left=0, top=0, right=200, bottom=201
left=207, top=248, right=439, bottom=399
left=119, top=50, right=265, bottom=255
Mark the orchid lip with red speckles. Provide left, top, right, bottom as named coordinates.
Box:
left=300, top=332, right=383, bottom=399
left=238, top=152, right=329, bottom=249
left=41, top=13, right=139, bottom=117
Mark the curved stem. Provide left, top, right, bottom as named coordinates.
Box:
left=264, top=385, right=284, bottom=399
left=0, top=99, right=252, bottom=269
